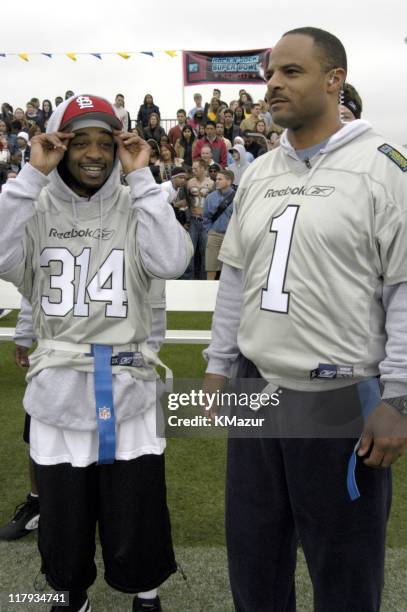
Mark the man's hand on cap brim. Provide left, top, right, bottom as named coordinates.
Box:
left=30, top=132, right=75, bottom=176
left=113, top=130, right=150, bottom=174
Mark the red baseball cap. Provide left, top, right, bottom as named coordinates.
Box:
left=60, top=95, right=122, bottom=131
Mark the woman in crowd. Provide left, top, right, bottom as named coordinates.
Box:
left=205, top=97, right=221, bottom=123
left=189, top=109, right=205, bottom=134
left=13, top=108, right=29, bottom=132
left=238, top=91, right=253, bottom=106
left=158, top=143, right=177, bottom=182
left=143, top=113, right=166, bottom=144
left=233, top=136, right=254, bottom=163
left=255, top=120, right=271, bottom=148
left=137, top=93, right=160, bottom=128
left=159, top=133, right=170, bottom=147
left=197, top=124, right=206, bottom=140
left=227, top=144, right=250, bottom=187
left=41, top=99, right=53, bottom=126
left=175, top=125, right=196, bottom=167
left=233, top=106, right=245, bottom=127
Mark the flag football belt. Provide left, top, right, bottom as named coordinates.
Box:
left=37, top=339, right=151, bottom=465
left=347, top=378, right=382, bottom=501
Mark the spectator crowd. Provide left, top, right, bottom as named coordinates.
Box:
left=0, top=86, right=283, bottom=279
left=1, top=83, right=361, bottom=279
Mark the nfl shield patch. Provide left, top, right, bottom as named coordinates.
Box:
left=99, top=406, right=112, bottom=420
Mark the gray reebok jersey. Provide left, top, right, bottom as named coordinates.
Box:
left=0, top=96, right=193, bottom=429
left=220, top=122, right=407, bottom=388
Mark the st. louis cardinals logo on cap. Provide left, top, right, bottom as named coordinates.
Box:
left=75, top=96, right=95, bottom=110
left=60, top=95, right=122, bottom=131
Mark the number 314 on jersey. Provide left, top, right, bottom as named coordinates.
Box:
left=40, top=247, right=128, bottom=318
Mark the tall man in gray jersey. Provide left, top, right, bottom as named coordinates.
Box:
left=0, top=95, right=192, bottom=612
left=204, top=28, right=407, bottom=611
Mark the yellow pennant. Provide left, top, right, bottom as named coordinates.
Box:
left=165, top=50, right=177, bottom=58
left=66, top=53, right=77, bottom=61
left=117, top=52, right=130, bottom=59
left=18, top=53, right=29, bottom=62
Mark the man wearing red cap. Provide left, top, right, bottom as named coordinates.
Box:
left=0, top=94, right=193, bottom=612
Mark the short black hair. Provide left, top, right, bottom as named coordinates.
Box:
left=177, top=109, right=186, bottom=115
left=205, top=120, right=216, bottom=128
left=223, top=109, right=233, bottom=116
left=283, top=26, right=347, bottom=73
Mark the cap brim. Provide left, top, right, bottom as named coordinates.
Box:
left=62, top=110, right=122, bottom=131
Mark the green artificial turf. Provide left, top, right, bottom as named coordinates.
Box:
left=0, top=309, right=406, bottom=611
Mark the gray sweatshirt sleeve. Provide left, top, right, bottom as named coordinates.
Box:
left=126, top=168, right=193, bottom=279
left=147, top=306, right=166, bottom=354
left=0, top=164, right=48, bottom=284
left=380, top=282, right=407, bottom=398
left=14, top=296, right=35, bottom=348
left=203, top=263, right=243, bottom=378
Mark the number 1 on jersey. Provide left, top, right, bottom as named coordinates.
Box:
left=261, top=205, right=299, bottom=313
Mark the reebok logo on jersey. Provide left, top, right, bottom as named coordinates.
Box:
left=49, top=228, right=115, bottom=240
left=378, top=144, right=407, bottom=172
left=305, top=185, right=335, bottom=197
left=264, top=185, right=335, bottom=198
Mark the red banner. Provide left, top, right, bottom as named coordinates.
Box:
left=183, top=49, right=271, bottom=86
